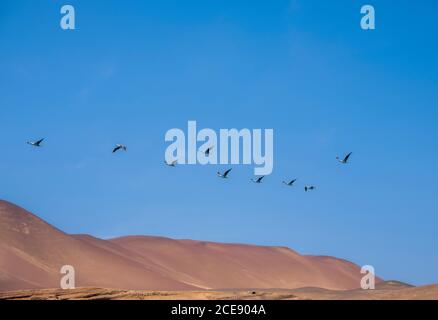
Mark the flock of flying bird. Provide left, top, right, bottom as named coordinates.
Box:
left=165, top=146, right=353, bottom=191
left=27, top=139, right=128, bottom=153
left=26, top=138, right=353, bottom=192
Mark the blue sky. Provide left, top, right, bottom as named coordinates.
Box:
left=0, top=0, right=437, bottom=285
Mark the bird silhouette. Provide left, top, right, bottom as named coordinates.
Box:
left=217, top=168, right=232, bottom=179
left=336, top=152, right=352, bottom=164
left=251, top=176, right=265, bottom=184
left=113, top=144, right=127, bottom=153
left=204, top=146, right=214, bottom=157
left=282, top=179, right=297, bottom=186
left=27, top=138, right=44, bottom=147
left=164, top=160, right=178, bottom=167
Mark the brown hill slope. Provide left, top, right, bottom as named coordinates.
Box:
left=110, top=236, right=367, bottom=290
left=0, top=201, right=195, bottom=291
left=0, top=200, right=377, bottom=291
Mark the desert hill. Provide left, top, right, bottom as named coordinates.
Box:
left=0, top=200, right=378, bottom=291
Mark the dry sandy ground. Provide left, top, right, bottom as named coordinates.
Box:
left=1, top=282, right=437, bottom=300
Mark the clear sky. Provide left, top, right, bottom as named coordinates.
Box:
left=0, top=0, right=437, bottom=285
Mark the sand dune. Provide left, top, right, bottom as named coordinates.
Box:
left=1, top=200, right=376, bottom=292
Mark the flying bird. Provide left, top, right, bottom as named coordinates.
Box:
left=205, top=146, right=214, bottom=157
left=27, top=138, right=44, bottom=147
left=217, top=168, right=232, bottom=179
left=304, top=185, right=316, bottom=192
left=336, top=152, right=352, bottom=164
left=283, top=179, right=297, bottom=186
left=112, top=144, right=127, bottom=153
left=251, top=176, right=265, bottom=184
left=164, top=160, right=178, bottom=167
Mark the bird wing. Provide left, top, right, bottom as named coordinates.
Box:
left=205, top=146, right=214, bottom=155
left=258, top=176, right=264, bottom=182
left=112, top=146, right=120, bottom=153
left=344, top=152, right=352, bottom=162
left=223, top=169, right=232, bottom=177
left=36, top=138, right=44, bottom=145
